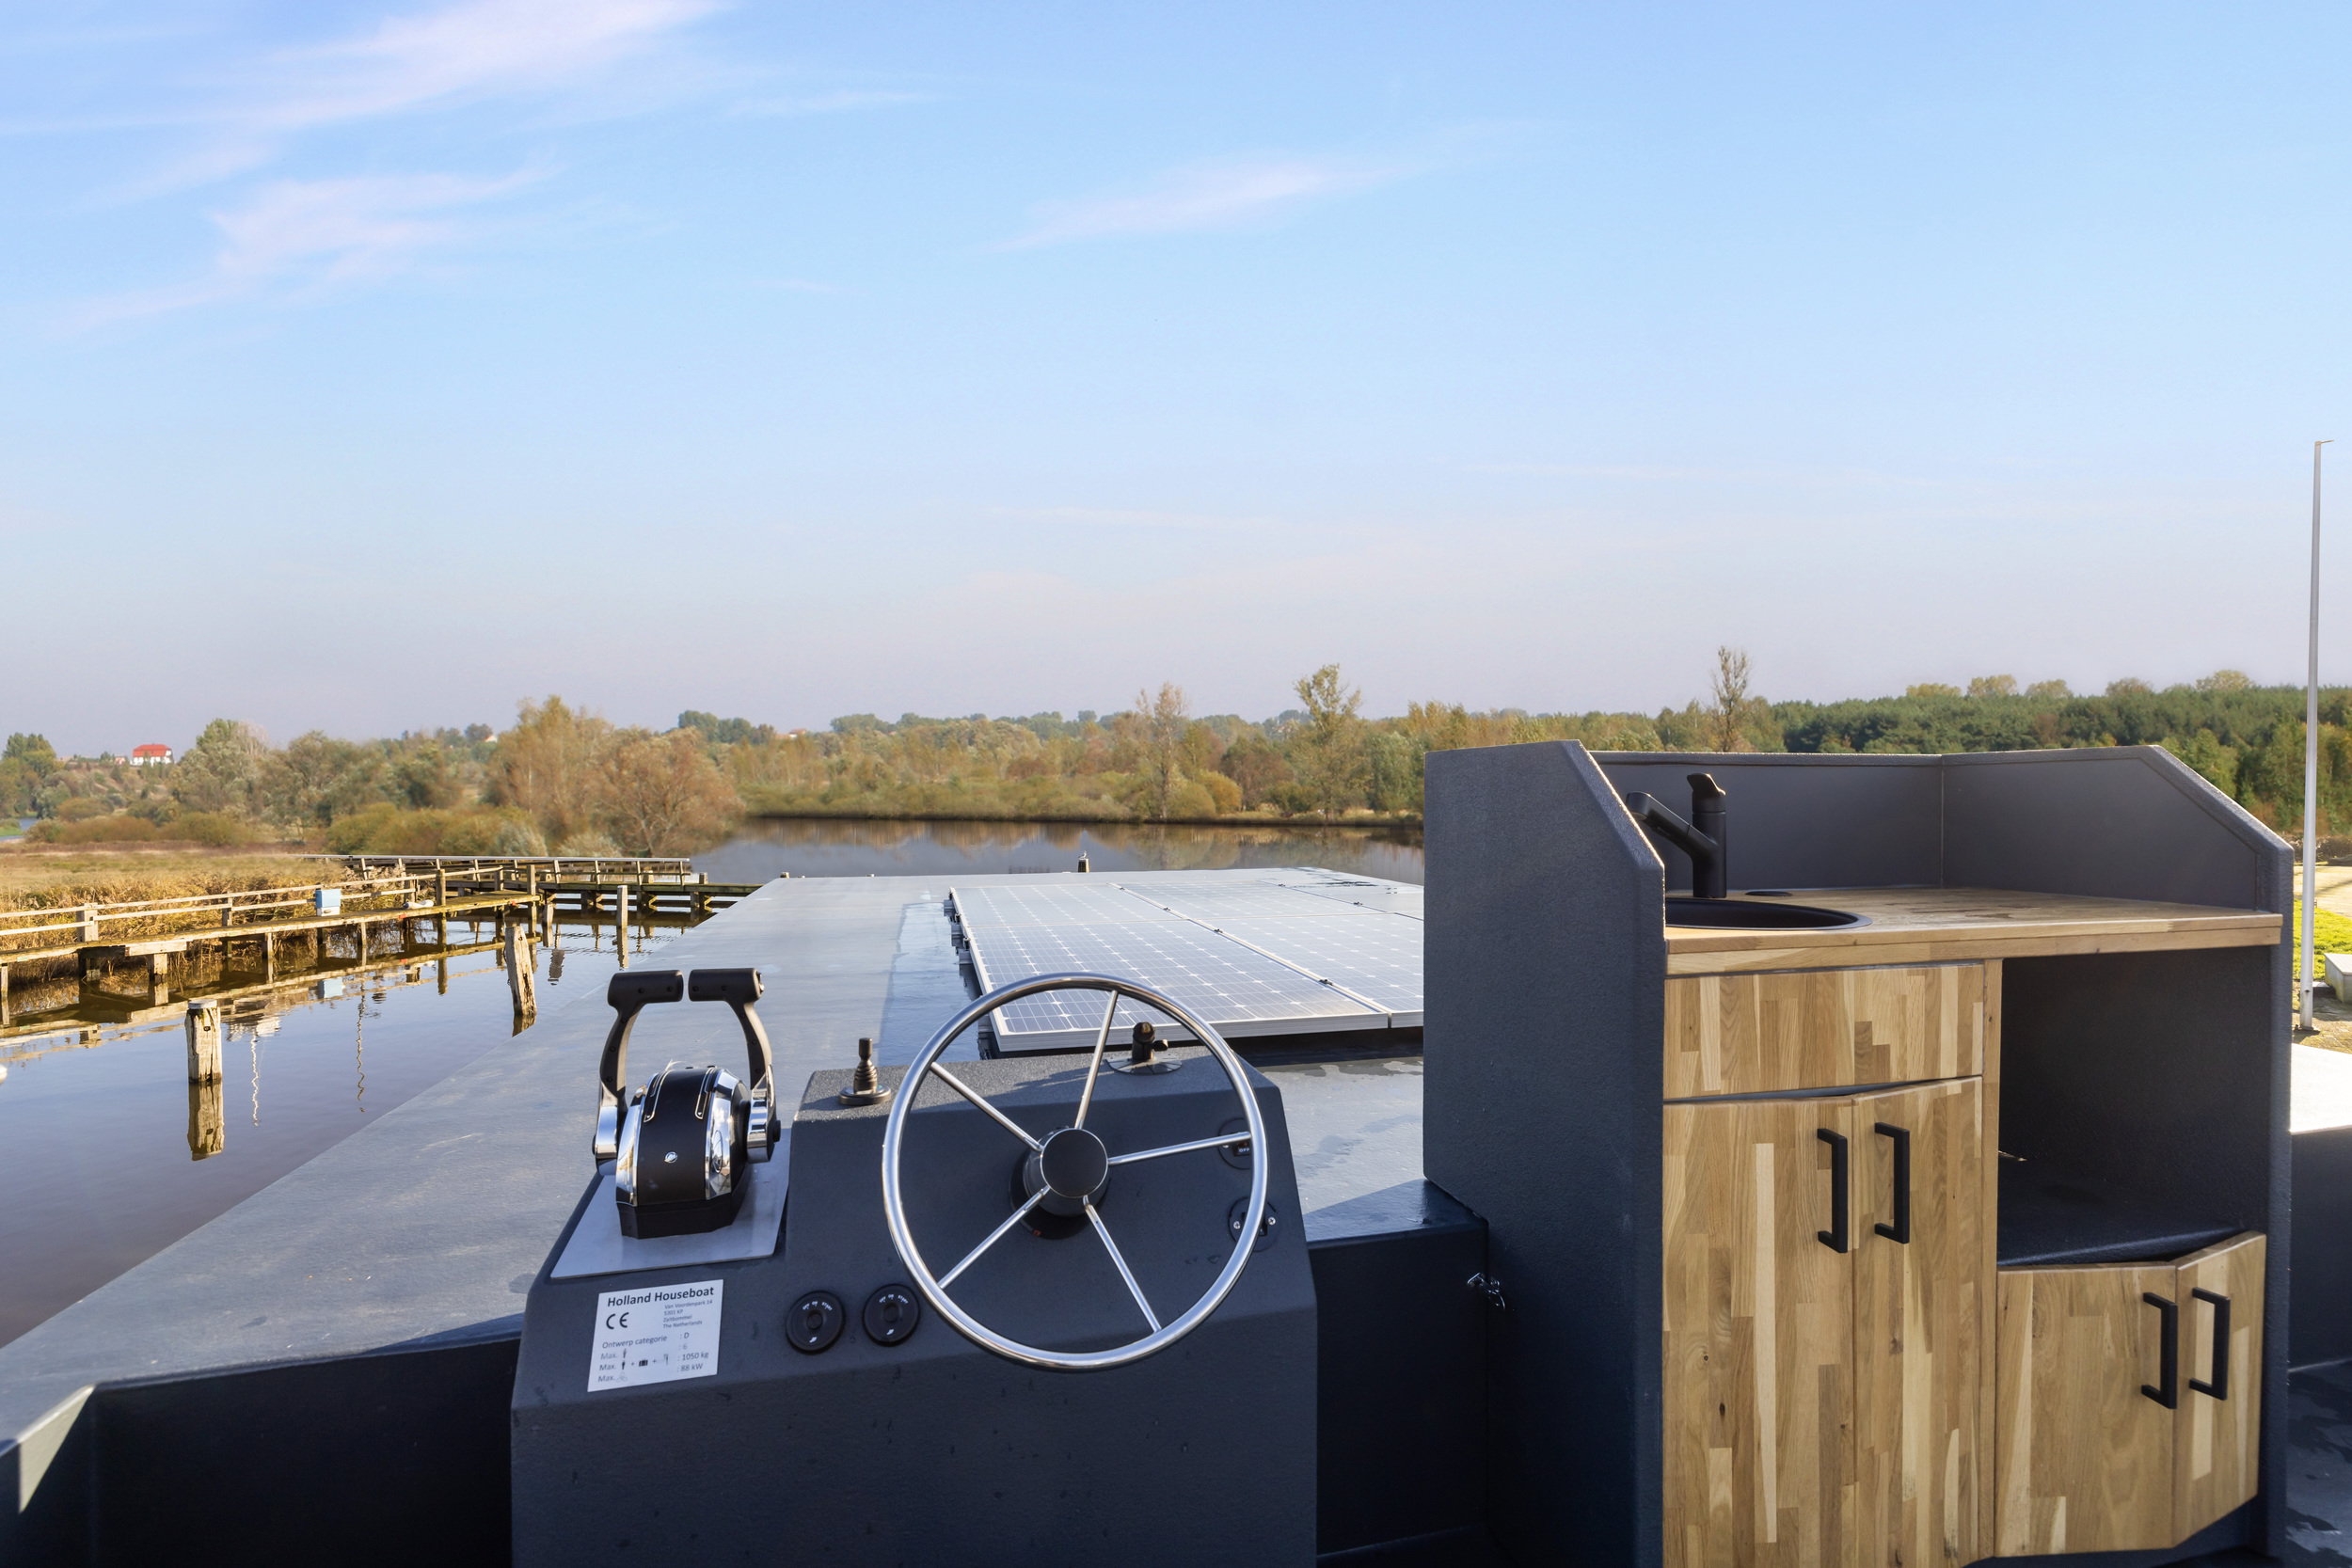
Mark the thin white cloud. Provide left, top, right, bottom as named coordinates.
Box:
left=119, top=0, right=720, bottom=188
left=263, top=0, right=720, bottom=131
left=70, top=168, right=542, bottom=326
left=730, top=89, right=934, bottom=118
left=998, top=153, right=1415, bottom=249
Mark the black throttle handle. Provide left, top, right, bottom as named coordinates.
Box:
left=595, top=970, right=685, bottom=1160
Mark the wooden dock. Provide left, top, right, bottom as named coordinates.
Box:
left=0, top=855, right=769, bottom=1028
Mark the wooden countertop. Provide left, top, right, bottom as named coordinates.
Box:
left=1663, top=886, right=2280, bottom=975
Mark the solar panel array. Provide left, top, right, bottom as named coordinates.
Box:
left=951, top=876, right=1423, bottom=1053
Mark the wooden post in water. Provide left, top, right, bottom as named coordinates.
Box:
left=0, top=963, right=9, bottom=1027
left=615, top=885, right=630, bottom=968
left=262, top=931, right=276, bottom=985
left=503, top=923, right=537, bottom=1018
left=187, top=1077, right=225, bottom=1160
left=185, top=999, right=223, bottom=1083
left=148, top=952, right=171, bottom=1006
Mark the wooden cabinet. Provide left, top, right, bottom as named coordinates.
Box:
left=1994, top=1233, right=2265, bottom=1556
left=1665, top=964, right=1985, bottom=1099
left=1663, top=1079, right=1983, bottom=1568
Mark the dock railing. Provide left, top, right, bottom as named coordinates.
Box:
left=0, top=871, right=452, bottom=958
left=316, top=854, right=707, bottom=887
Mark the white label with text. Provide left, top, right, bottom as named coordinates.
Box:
left=587, top=1279, right=723, bottom=1391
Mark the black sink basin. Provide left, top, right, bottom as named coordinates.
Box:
left=1662, top=897, right=1867, bottom=929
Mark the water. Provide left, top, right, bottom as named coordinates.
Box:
left=0, top=821, right=1422, bottom=1348
left=697, top=818, right=1425, bottom=883
left=0, top=916, right=691, bottom=1347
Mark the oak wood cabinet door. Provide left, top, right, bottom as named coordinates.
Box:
left=1851, top=1080, right=1983, bottom=1568
left=2171, top=1232, right=2265, bottom=1543
left=1665, top=1096, right=1861, bottom=1568
left=1994, top=1262, right=2179, bottom=1555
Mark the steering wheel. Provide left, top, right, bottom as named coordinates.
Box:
left=880, top=973, right=1270, bottom=1371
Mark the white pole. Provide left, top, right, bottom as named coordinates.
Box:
left=2306, top=439, right=2331, bottom=1032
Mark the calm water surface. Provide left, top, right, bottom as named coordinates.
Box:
left=0, top=822, right=1421, bottom=1347
left=0, top=917, right=687, bottom=1347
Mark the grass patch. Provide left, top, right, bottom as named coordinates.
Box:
left=2292, top=904, right=2352, bottom=978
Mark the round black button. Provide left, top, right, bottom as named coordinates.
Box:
left=1039, top=1127, right=1108, bottom=1199
left=787, top=1291, right=845, bottom=1354
left=864, top=1284, right=920, bottom=1345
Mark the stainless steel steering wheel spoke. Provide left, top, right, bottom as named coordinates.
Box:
left=1085, top=1199, right=1161, bottom=1333
left=941, top=1188, right=1048, bottom=1290
left=1072, top=988, right=1120, bottom=1129
left=1106, top=1130, right=1254, bottom=1166
left=880, top=970, right=1270, bottom=1371
left=928, top=1063, right=1042, bottom=1151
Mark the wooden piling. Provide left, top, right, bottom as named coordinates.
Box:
left=615, top=886, right=630, bottom=968
left=187, top=1077, right=225, bottom=1160
left=185, top=1000, right=223, bottom=1083
left=503, top=924, right=537, bottom=1018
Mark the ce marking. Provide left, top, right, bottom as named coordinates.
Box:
left=605, top=1311, right=630, bottom=1330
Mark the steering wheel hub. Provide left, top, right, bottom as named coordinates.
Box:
left=1039, top=1127, right=1109, bottom=1198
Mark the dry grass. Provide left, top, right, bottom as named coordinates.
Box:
left=0, top=842, right=342, bottom=910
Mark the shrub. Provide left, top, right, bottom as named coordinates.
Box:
left=175, top=812, right=247, bottom=847
left=40, top=816, right=161, bottom=844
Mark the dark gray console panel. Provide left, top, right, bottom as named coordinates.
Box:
left=511, top=1050, right=1316, bottom=1565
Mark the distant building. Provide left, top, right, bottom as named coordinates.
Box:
left=129, top=744, right=172, bottom=766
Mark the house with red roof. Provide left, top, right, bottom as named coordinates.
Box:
left=129, top=744, right=172, bottom=767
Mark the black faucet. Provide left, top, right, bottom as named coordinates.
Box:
left=1622, top=772, right=1729, bottom=898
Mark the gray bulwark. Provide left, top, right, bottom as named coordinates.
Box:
left=0, top=866, right=1430, bottom=1559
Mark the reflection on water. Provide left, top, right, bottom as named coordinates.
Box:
left=0, top=913, right=698, bottom=1349
left=696, top=818, right=1425, bottom=884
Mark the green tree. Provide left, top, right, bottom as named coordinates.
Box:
left=1216, top=729, right=1292, bottom=808
left=173, top=720, right=268, bottom=818
left=1287, top=664, right=1370, bottom=816
left=1967, top=674, right=2018, bottom=698
left=1118, top=683, right=1192, bottom=822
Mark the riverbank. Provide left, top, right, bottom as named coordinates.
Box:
left=0, top=842, right=340, bottom=905
left=750, top=807, right=1423, bottom=828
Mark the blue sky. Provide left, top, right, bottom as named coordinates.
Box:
left=5, top=2, right=2351, bottom=754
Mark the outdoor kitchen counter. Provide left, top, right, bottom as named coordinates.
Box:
left=1665, top=884, right=2281, bottom=974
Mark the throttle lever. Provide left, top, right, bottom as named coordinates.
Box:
left=594, top=970, right=685, bottom=1161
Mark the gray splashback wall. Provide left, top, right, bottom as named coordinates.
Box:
left=1596, top=745, right=2286, bottom=907
left=1593, top=752, right=1944, bottom=892
left=1943, top=746, right=2281, bottom=911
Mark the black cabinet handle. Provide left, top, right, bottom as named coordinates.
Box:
left=1872, top=1122, right=1911, bottom=1243
left=2143, top=1292, right=2179, bottom=1408
left=1818, top=1129, right=1850, bottom=1253
left=2190, top=1289, right=2231, bottom=1401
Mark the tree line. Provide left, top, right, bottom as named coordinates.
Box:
left=8, top=655, right=2352, bottom=852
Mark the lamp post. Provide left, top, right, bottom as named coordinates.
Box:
left=2305, top=439, right=2332, bottom=1033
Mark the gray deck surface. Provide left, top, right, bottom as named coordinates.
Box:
left=0, top=869, right=1428, bottom=1452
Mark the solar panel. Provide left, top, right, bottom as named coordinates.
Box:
left=1257, top=875, right=1424, bottom=920
left=949, top=882, right=1182, bottom=928
left=1208, top=916, right=1423, bottom=1022
left=1117, top=880, right=1376, bottom=923
left=950, top=874, right=1421, bottom=1053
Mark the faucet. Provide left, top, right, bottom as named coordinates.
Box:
left=1622, top=773, right=1729, bottom=898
